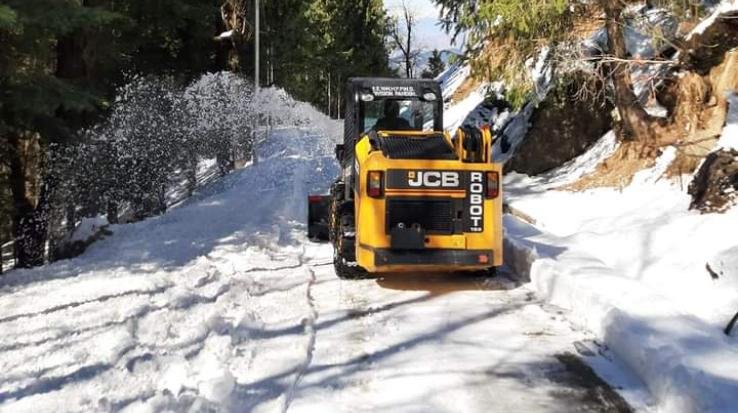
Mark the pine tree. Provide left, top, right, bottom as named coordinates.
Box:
left=422, top=49, right=446, bottom=79
left=1, top=0, right=120, bottom=267
left=291, top=0, right=390, bottom=116
left=0, top=0, right=391, bottom=267
left=434, top=0, right=699, bottom=144
left=0, top=0, right=223, bottom=267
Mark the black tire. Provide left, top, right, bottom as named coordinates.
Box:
left=308, top=225, right=329, bottom=242
left=330, top=182, right=370, bottom=280
left=460, top=266, right=498, bottom=278
left=334, top=255, right=371, bottom=279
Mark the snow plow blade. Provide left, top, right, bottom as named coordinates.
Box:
left=308, top=195, right=330, bottom=241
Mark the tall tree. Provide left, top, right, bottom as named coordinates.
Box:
left=0, top=1, right=117, bottom=266
left=300, top=0, right=390, bottom=115
left=422, top=49, right=446, bottom=79
left=218, top=0, right=253, bottom=74
left=435, top=0, right=697, bottom=143
left=388, top=0, right=421, bottom=78
left=0, top=0, right=223, bottom=267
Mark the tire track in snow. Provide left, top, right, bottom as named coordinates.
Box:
left=282, top=264, right=318, bottom=413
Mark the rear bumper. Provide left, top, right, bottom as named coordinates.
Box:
left=374, top=248, right=493, bottom=267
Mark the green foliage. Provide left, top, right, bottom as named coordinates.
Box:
left=116, top=0, right=222, bottom=78
left=503, top=84, right=531, bottom=110
left=422, top=49, right=446, bottom=79
left=291, top=0, right=390, bottom=113
left=0, top=1, right=117, bottom=138
left=438, top=0, right=570, bottom=45
left=0, top=5, right=17, bottom=30
left=436, top=0, right=572, bottom=108
left=0, top=0, right=224, bottom=141
left=437, top=0, right=705, bottom=96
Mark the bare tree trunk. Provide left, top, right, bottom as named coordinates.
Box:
left=65, top=203, right=76, bottom=233
left=390, top=1, right=417, bottom=79
left=106, top=200, right=118, bottom=224
left=186, top=155, right=198, bottom=196
left=8, top=133, right=50, bottom=267
left=220, top=0, right=253, bottom=73
left=404, top=5, right=413, bottom=78
left=157, top=184, right=167, bottom=215
left=602, top=0, right=656, bottom=143
left=8, top=133, right=35, bottom=267
left=336, top=76, right=342, bottom=118
left=327, top=71, right=332, bottom=118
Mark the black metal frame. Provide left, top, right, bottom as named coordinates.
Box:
left=340, top=77, right=444, bottom=168
left=385, top=196, right=463, bottom=235
left=374, top=248, right=494, bottom=266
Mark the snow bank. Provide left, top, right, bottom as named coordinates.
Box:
left=688, top=0, right=738, bottom=40
left=438, top=64, right=471, bottom=102
left=504, top=131, right=738, bottom=412
left=69, top=216, right=109, bottom=243
left=505, top=215, right=738, bottom=413
left=717, top=92, right=738, bottom=150
left=443, top=82, right=490, bottom=132
left=0, top=87, right=341, bottom=411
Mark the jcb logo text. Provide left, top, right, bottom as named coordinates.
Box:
left=408, top=171, right=460, bottom=188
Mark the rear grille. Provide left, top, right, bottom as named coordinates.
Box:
left=386, top=198, right=455, bottom=234
left=371, top=134, right=457, bottom=160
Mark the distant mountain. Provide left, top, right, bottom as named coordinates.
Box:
left=389, top=48, right=462, bottom=78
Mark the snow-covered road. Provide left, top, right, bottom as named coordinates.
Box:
left=288, top=247, right=639, bottom=413
left=0, top=127, right=648, bottom=412
left=0, top=241, right=640, bottom=413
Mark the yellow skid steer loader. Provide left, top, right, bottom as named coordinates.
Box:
left=308, top=78, right=503, bottom=279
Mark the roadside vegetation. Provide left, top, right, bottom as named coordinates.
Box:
left=0, top=0, right=388, bottom=269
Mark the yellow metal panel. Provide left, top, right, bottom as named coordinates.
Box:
left=353, top=132, right=504, bottom=272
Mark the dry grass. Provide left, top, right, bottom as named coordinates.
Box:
left=665, top=50, right=738, bottom=176
left=451, top=76, right=482, bottom=104
left=565, top=142, right=658, bottom=190
left=568, top=49, right=738, bottom=190
left=570, top=3, right=604, bottom=39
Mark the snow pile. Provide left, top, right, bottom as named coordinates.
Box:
left=443, top=47, right=553, bottom=162
left=0, top=91, right=341, bottom=411
left=68, top=216, right=109, bottom=243
left=443, top=82, right=491, bottom=132
left=717, top=92, right=738, bottom=150
left=504, top=121, right=738, bottom=411
left=688, top=0, right=738, bottom=40
left=438, top=64, right=470, bottom=102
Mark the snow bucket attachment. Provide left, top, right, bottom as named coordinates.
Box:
left=307, top=195, right=330, bottom=241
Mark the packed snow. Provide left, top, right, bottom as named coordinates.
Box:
left=0, top=114, right=645, bottom=413
left=718, top=93, right=738, bottom=150
left=3, top=54, right=735, bottom=413
left=0, top=68, right=656, bottom=412
left=504, top=113, right=738, bottom=412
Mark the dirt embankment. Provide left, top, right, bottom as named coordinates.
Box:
left=688, top=149, right=738, bottom=213
left=571, top=10, right=738, bottom=191
left=664, top=11, right=738, bottom=176
left=506, top=72, right=613, bottom=176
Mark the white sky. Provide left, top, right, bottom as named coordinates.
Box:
left=384, top=0, right=442, bottom=19
left=384, top=0, right=455, bottom=50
